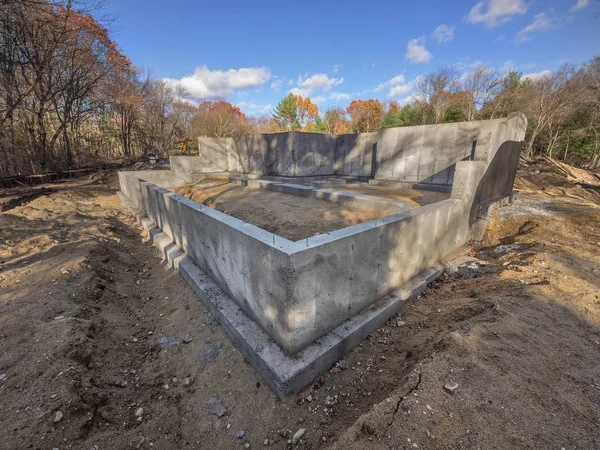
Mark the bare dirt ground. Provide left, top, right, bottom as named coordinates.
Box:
left=1, top=158, right=599, bottom=450
left=174, top=181, right=388, bottom=241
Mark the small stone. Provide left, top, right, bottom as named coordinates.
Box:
left=54, top=316, right=64, bottom=320
left=244, top=444, right=250, bottom=449
left=444, top=382, right=459, bottom=394
left=183, top=334, right=193, bottom=344
left=264, top=439, right=269, bottom=446
left=53, top=411, right=64, bottom=423
left=134, top=407, right=144, bottom=417
left=132, top=337, right=139, bottom=343
left=236, top=430, right=245, bottom=439
left=292, top=428, right=306, bottom=444
left=502, top=261, right=510, bottom=266
left=306, top=395, right=312, bottom=402
left=397, top=321, right=406, bottom=327
left=338, top=360, right=347, bottom=370
left=156, top=335, right=180, bottom=349
left=0, top=373, right=7, bottom=382
left=207, top=396, right=227, bottom=417
left=183, top=377, right=194, bottom=386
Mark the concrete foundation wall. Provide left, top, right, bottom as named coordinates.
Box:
left=192, top=131, right=371, bottom=180
left=187, top=117, right=520, bottom=185
left=120, top=114, right=527, bottom=356
left=334, top=132, right=377, bottom=177
left=118, top=170, right=186, bottom=210
left=374, top=117, right=512, bottom=186
left=141, top=183, right=298, bottom=351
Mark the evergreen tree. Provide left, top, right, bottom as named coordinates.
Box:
left=381, top=110, right=404, bottom=128
left=273, top=94, right=299, bottom=130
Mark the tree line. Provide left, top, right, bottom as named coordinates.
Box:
left=269, top=58, right=600, bottom=168
left=1, top=1, right=599, bottom=179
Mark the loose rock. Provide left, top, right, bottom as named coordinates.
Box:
left=292, top=428, right=306, bottom=444
left=156, top=335, right=181, bottom=349
left=444, top=382, right=459, bottom=394
left=207, top=396, right=227, bottom=417
left=53, top=411, right=64, bottom=423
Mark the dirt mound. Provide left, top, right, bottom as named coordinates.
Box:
left=516, top=157, right=600, bottom=206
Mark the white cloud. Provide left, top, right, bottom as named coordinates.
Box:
left=389, top=84, right=412, bottom=97
left=466, top=0, right=529, bottom=27
left=397, top=94, right=415, bottom=106
left=374, top=75, right=406, bottom=92
left=329, top=92, right=350, bottom=101
left=311, top=96, right=326, bottom=105
left=406, top=38, right=432, bottom=63
left=516, top=12, right=560, bottom=42
left=373, top=74, right=413, bottom=98
left=332, top=64, right=341, bottom=73
left=289, top=87, right=312, bottom=97
left=570, top=0, right=591, bottom=11
left=237, top=102, right=273, bottom=113
left=297, top=73, right=344, bottom=92
left=521, top=70, right=551, bottom=81
left=288, top=73, right=344, bottom=99
left=164, top=65, right=271, bottom=99
left=520, top=62, right=536, bottom=69
left=432, top=24, right=455, bottom=43
left=270, top=79, right=282, bottom=91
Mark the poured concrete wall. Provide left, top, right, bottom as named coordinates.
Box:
left=194, top=131, right=366, bottom=179
left=121, top=114, right=527, bottom=355
left=118, top=170, right=186, bottom=210
left=334, top=132, right=377, bottom=177
left=373, top=117, right=514, bottom=186
left=141, top=183, right=295, bottom=351
left=189, top=116, right=521, bottom=184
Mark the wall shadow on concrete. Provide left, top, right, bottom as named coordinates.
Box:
left=373, top=119, right=497, bottom=186
left=468, top=140, right=522, bottom=229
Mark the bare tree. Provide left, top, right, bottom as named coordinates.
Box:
left=413, top=68, right=459, bottom=124
left=461, top=62, right=502, bottom=121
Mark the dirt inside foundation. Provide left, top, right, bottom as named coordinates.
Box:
left=174, top=181, right=395, bottom=241
left=333, top=184, right=450, bottom=207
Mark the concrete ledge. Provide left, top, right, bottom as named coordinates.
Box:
left=368, top=179, right=453, bottom=193
left=133, top=209, right=443, bottom=397
left=229, top=177, right=276, bottom=189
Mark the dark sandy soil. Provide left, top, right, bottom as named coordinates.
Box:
left=0, top=158, right=599, bottom=449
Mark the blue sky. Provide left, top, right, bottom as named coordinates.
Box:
left=104, top=0, right=600, bottom=115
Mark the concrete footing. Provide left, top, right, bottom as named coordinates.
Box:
left=119, top=189, right=443, bottom=397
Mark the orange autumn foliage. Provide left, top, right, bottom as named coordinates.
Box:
left=346, top=99, right=384, bottom=132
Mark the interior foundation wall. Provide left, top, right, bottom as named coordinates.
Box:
left=178, top=115, right=525, bottom=188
